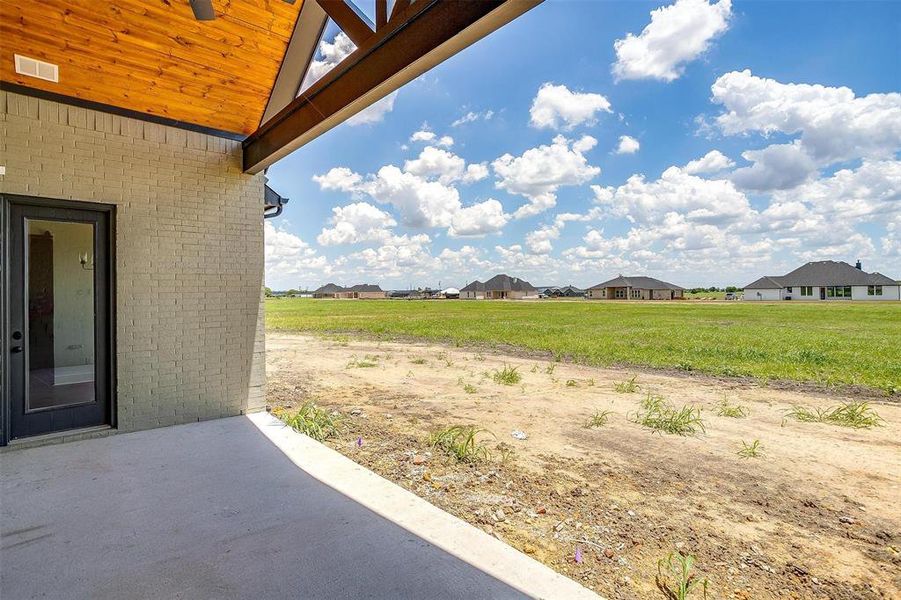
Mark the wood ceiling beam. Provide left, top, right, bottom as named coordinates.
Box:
left=262, top=0, right=330, bottom=124
left=243, top=0, right=543, bottom=173
left=316, top=0, right=374, bottom=46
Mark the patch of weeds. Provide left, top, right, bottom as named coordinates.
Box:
left=566, top=379, right=578, bottom=387
left=545, top=363, right=556, bottom=375
left=346, top=355, right=378, bottom=368
left=474, top=353, right=485, bottom=362
left=428, top=425, right=493, bottom=463
left=788, top=348, right=828, bottom=365
left=553, top=351, right=564, bottom=362
left=584, top=410, right=613, bottom=429
left=495, top=442, right=516, bottom=465
left=410, top=357, right=427, bottom=365
left=492, top=364, right=522, bottom=385
left=784, top=401, right=883, bottom=429
left=278, top=402, right=342, bottom=442
left=587, top=378, right=596, bottom=387
left=463, top=383, right=477, bottom=394
left=329, top=334, right=350, bottom=347
left=530, top=364, right=539, bottom=373
left=632, top=392, right=705, bottom=436
left=656, top=551, right=709, bottom=599
left=715, top=397, right=749, bottom=418
left=719, top=366, right=742, bottom=377
left=676, top=361, right=694, bottom=372
left=614, top=375, right=640, bottom=394
left=736, top=439, right=764, bottom=459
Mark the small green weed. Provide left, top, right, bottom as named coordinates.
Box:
left=633, top=393, right=705, bottom=436
left=614, top=375, right=640, bottom=393
left=566, top=379, right=578, bottom=387
left=278, top=402, right=342, bottom=442
left=784, top=401, right=883, bottom=429
left=715, top=397, right=748, bottom=418
left=656, top=551, right=709, bottom=599
left=545, top=363, right=556, bottom=375
left=495, top=442, right=516, bottom=465
left=492, top=364, right=522, bottom=385
left=736, top=439, right=764, bottom=459
left=410, top=357, right=427, bottom=365
left=584, top=410, right=613, bottom=429
left=347, top=355, right=378, bottom=368
left=463, top=383, right=477, bottom=394
left=429, top=425, right=493, bottom=463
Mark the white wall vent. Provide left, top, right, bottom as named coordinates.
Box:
left=14, top=54, right=59, bottom=83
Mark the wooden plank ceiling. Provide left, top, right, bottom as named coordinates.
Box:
left=0, top=0, right=305, bottom=135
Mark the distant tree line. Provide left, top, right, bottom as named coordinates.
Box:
left=687, top=286, right=742, bottom=294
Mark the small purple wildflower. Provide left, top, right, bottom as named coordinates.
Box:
left=574, top=547, right=583, bottom=564
left=356, top=436, right=363, bottom=448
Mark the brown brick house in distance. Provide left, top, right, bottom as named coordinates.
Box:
left=462, top=274, right=538, bottom=299
left=588, top=276, right=685, bottom=300
left=313, top=284, right=386, bottom=299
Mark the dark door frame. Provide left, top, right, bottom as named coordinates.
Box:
left=1, top=193, right=117, bottom=446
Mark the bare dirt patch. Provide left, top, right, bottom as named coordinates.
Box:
left=267, top=333, right=900, bottom=599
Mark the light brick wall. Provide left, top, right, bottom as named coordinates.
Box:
left=0, top=91, right=266, bottom=432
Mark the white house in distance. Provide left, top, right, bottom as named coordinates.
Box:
left=587, top=276, right=685, bottom=300
left=744, top=261, right=900, bottom=301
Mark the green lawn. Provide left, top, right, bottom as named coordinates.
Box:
left=265, top=299, right=901, bottom=394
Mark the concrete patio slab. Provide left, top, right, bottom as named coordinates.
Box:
left=1, top=415, right=599, bottom=600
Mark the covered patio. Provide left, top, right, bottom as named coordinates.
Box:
left=1, top=413, right=597, bottom=599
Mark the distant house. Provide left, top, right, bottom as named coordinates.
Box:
left=460, top=280, right=486, bottom=299
left=312, top=283, right=386, bottom=299
left=587, top=276, right=684, bottom=300
left=539, top=285, right=586, bottom=298
left=462, top=274, right=537, bottom=300
left=312, top=283, right=344, bottom=298
left=342, top=284, right=386, bottom=299
left=744, top=261, right=899, bottom=301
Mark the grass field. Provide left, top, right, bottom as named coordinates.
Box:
left=265, top=299, right=901, bottom=393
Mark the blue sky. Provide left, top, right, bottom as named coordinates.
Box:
left=264, top=0, right=901, bottom=291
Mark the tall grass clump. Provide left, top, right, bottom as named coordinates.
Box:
left=715, top=397, right=748, bottom=418
left=633, top=393, right=705, bottom=436
left=656, top=551, right=709, bottom=599
left=736, top=439, right=764, bottom=459
left=278, top=402, right=342, bottom=441
left=584, top=410, right=613, bottom=429
left=784, top=401, right=883, bottom=429
left=429, top=425, right=493, bottom=463
left=614, top=375, right=640, bottom=393
left=492, top=364, right=522, bottom=385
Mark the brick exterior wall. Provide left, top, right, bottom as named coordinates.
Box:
left=1, top=91, right=266, bottom=433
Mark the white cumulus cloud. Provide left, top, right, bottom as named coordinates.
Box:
left=529, top=83, right=612, bottom=130
left=711, top=70, right=901, bottom=165
left=317, top=202, right=397, bottom=246
left=616, top=135, right=641, bottom=154
left=613, top=0, right=732, bottom=82
left=493, top=135, right=601, bottom=219
left=449, top=199, right=510, bottom=237
left=683, top=150, right=734, bottom=174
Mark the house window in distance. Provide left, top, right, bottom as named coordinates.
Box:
left=786, top=286, right=793, bottom=293
left=868, top=285, right=883, bottom=296
left=800, top=286, right=813, bottom=296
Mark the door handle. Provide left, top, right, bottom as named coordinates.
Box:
left=10, top=346, right=23, bottom=353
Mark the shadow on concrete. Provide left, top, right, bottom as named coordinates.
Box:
left=1, top=417, right=525, bottom=599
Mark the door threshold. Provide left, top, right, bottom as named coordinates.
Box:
left=5, top=425, right=115, bottom=451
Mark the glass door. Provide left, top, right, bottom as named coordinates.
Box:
left=7, top=198, right=112, bottom=440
